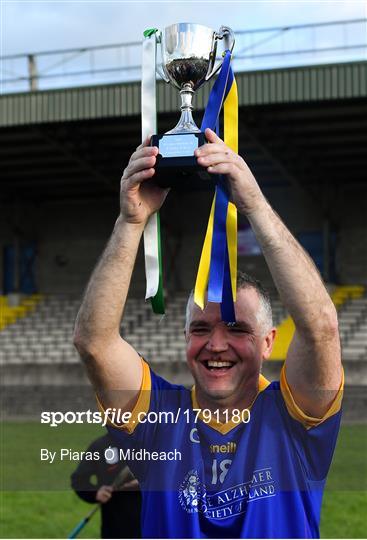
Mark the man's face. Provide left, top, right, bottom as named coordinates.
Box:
left=185, top=288, right=274, bottom=402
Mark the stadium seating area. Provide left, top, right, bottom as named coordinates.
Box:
left=1, top=289, right=366, bottom=420
left=338, top=297, right=367, bottom=360
left=0, top=289, right=366, bottom=365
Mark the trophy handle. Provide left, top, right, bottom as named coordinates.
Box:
left=155, top=31, right=171, bottom=83
left=205, top=26, right=235, bottom=81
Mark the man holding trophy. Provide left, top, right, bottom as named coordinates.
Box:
left=74, top=23, right=343, bottom=538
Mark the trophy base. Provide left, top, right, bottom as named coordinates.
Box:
left=151, top=132, right=213, bottom=190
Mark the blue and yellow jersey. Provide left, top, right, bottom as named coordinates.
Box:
left=97, top=360, right=343, bottom=538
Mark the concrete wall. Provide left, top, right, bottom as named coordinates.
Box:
left=2, top=361, right=365, bottom=422
left=0, top=199, right=119, bottom=295
left=337, top=194, right=367, bottom=284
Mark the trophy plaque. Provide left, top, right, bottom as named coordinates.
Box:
left=150, top=23, right=235, bottom=189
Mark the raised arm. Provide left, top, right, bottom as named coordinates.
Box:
left=73, top=139, right=168, bottom=411
left=195, top=129, right=342, bottom=418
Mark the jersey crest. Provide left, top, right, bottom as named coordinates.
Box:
left=179, top=470, right=206, bottom=514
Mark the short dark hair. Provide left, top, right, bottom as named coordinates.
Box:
left=236, top=271, right=271, bottom=304
left=235, top=271, right=273, bottom=332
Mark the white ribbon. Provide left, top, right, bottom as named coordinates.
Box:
left=142, top=33, right=159, bottom=299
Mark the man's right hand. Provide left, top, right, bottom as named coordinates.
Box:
left=120, top=137, right=169, bottom=225
left=96, top=485, right=113, bottom=504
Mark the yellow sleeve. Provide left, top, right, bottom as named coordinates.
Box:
left=280, top=364, right=344, bottom=430
left=95, top=358, right=151, bottom=434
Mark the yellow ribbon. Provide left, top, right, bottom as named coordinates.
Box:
left=224, top=78, right=238, bottom=302
left=194, top=193, right=216, bottom=309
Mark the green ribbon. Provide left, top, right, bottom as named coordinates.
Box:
left=143, top=28, right=158, bottom=38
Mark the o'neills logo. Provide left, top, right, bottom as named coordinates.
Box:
left=178, top=467, right=276, bottom=519
left=210, top=442, right=237, bottom=453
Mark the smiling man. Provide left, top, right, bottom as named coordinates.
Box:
left=74, top=128, right=343, bottom=539
left=185, top=278, right=275, bottom=417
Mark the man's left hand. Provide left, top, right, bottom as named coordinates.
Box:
left=195, top=128, right=265, bottom=217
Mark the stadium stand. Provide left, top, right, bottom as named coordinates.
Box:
left=0, top=294, right=43, bottom=330
left=0, top=289, right=365, bottom=366
left=1, top=289, right=366, bottom=420
left=0, top=292, right=303, bottom=366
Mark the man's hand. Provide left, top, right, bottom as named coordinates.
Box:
left=195, top=128, right=264, bottom=216
left=96, top=485, right=113, bottom=504
left=120, top=137, right=169, bottom=225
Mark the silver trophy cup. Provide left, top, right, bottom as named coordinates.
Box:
left=157, top=23, right=235, bottom=134
left=150, top=23, right=235, bottom=188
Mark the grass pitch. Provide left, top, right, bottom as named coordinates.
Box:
left=0, top=422, right=366, bottom=538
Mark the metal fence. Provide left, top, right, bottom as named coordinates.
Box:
left=1, top=19, right=366, bottom=93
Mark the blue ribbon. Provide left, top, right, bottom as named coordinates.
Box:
left=208, top=180, right=228, bottom=303
left=221, top=240, right=236, bottom=322
left=201, top=51, right=231, bottom=132
left=200, top=51, right=236, bottom=323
